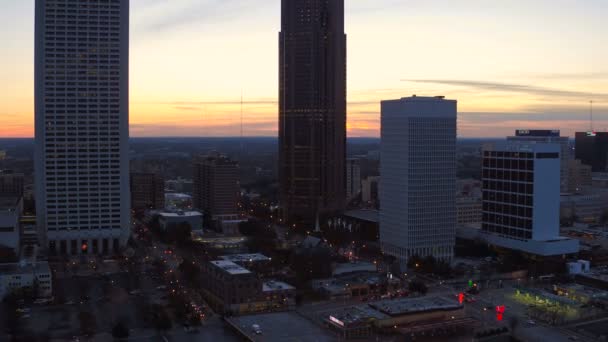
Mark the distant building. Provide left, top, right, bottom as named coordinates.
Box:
left=575, top=131, right=608, bottom=172
left=508, top=130, right=572, bottom=192
left=0, top=171, right=24, bottom=198
left=0, top=261, right=52, bottom=299
left=361, top=176, right=379, bottom=204
left=481, top=141, right=579, bottom=255
left=456, top=196, right=482, bottom=225
left=193, top=153, right=240, bottom=232
left=201, top=260, right=295, bottom=315
left=279, top=0, right=347, bottom=225
left=346, top=159, right=361, bottom=202
left=130, top=173, right=165, bottom=210
left=158, top=210, right=203, bottom=232
left=165, top=178, right=194, bottom=194
left=164, top=193, right=193, bottom=210
left=0, top=197, right=23, bottom=256
left=561, top=192, right=608, bottom=224
left=380, top=96, right=457, bottom=267
left=567, top=159, right=593, bottom=193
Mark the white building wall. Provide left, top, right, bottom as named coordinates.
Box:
left=531, top=145, right=561, bottom=241
left=380, top=96, right=457, bottom=266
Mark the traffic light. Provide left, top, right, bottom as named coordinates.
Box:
left=496, top=305, right=505, bottom=321
left=458, top=293, right=464, bottom=304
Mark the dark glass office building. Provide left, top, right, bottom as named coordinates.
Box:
left=575, top=132, right=608, bottom=172
left=278, top=0, right=347, bottom=224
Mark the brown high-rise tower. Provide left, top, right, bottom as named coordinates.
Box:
left=279, top=0, right=347, bottom=224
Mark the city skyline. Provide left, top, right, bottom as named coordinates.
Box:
left=1, top=0, right=607, bottom=138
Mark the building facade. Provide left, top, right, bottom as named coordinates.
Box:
left=507, top=130, right=572, bottom=192
left=0, top=197, right=23, bottom=255
left=456, top=196, right=482, bottom=225
left=192, top=153, right=240, bottom=229
left=0, top=171, right=25, bottom=198
left=34, top=0, right=130, bottom=255
left=0, top=262, right=53, bottom=299
left=130, top=173, right=164, bottom=210
left=379, top=96, right=457, bottom=266
left=361, top=176, right=379, bottom=204
left=575, top=132, right=608, bottom=172
left=567, top=159, right=593, bottom=193
left=346, top=159, right=361, bottom=203
left=279, top=0, right=347, bottom=224
left=201, top=260, right=295, bottom=315
left=481, top=141, right=579, bottom=255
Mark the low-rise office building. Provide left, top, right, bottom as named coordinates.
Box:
left=201, top=259, right=295, bottom=315
left=325, top=296, right=465, bottom=339
left=0, top=261, right=52, bottom=299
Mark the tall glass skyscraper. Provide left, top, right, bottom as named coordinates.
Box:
left=380, top=96, right=457, bottom=268
left=279, top=0, right=347, bottom=225
left=34, top=0, right=130, bottom=255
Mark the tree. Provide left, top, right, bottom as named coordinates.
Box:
left=112, top=321, right=130, bottom=341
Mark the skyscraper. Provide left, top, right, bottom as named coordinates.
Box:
left=379, top=96, right=457, bottom=267
left=34, top=0, right=130, bottom=255
left=575, top=131, right=608, bottom=172
left=279, top=0, right=347, bottom=224
left=481, top=141, right=578, bottom=255
left=507, top=130, right=572, bottom=192
left=192, top=153, right=240, bottom=232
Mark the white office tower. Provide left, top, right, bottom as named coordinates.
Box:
left=346, top=158, right=361, bottom=202
left=34, top=0, right=130, bottom=255
left=507, top=130, right=572, bottom=193
left=481, top=142, right=579, bottom=255
left=380, top=96, right=457, bottom=268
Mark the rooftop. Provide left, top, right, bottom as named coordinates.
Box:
left=369, top=296, right=462, bottom=317
left=225, top=311, right=334, bottom=342
left=343, top=209, right=379, bottom=223
left=220, top=253, right=271, bottom=263
left=327, top=305, right=388, bottom=327
left=0, top=261, right=51, bottom=275
left=333, top=261, right=377, bottom=276
left=159, top=210, right=202, bottom=218
left=263, top=280, right=295, bottom=292
left=209, top=260, right=252, bottom=275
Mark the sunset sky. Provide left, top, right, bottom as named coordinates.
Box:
left=1, top=0, right=607, bottom=138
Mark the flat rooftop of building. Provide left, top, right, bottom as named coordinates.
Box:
left=220, top=253, right=271, bottom=263
left=327, top=305, right=388, bottom=326
left=158, top=210, right=202, bottom=218
left=226, top=311, right=334, bottom=342
left=333, top=261, right=377, bottom=276
left=369, top=296, right=462, bottom=317
left=343, top=209, right=379, bottom=223
left=209, top=260, right=251, bottom=275
left=263, top=280, right=295, bottom=292
left=0, top=261, right=51, bottom=275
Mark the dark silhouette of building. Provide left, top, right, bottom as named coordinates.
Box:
left=279, top=0, right=347, bottom=224
left=575, top=132, right=608, bottom=172
left=192, top=153, right=240, bottom=230
left=130, top=173, right=164, bottom=210
left=0, top=171, right=24, bottom=198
